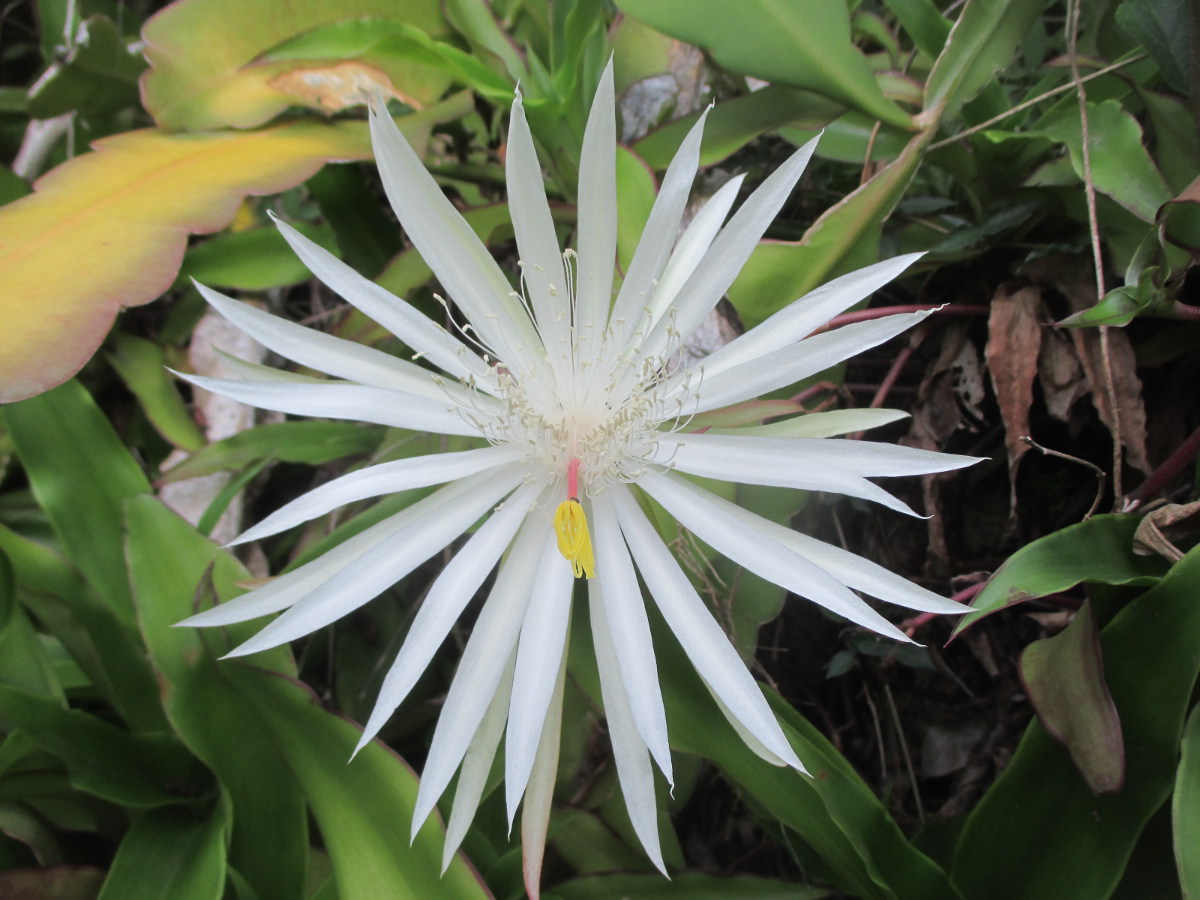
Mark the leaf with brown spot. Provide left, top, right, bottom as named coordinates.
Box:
left=985, top=284, right=1043, bottom=513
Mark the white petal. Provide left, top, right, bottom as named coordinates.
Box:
left=711, top=408, right=909, bottom=438
left=589, top=582, right=667, bottom=872
left=441, top=652, right=514, bottom=872
left=607, top=108, right=711, bottom=347
left=173, top=372, right=486, bottom=438
left=194, top=281, right=460, bottom=402
left=572, top=62, right=617, bottom=368
left=209, top=350, right=326, bottom=384
left=507, top=91, right=570, bottom=364
left=639, top=472, right=913, bottom=643
left=224, top=467, right=526, bottom=658
left=632, top=136, right=819, bottom=367
left=521, top=654, right=567, bottom=900
left=680, top=309, right=933, bottom=413
left=610, top=484, right=802, bottom=768
left=504, top=536, right=575, bottom=824
left=695, top=252, right=925, bottom=378
left=407, top=519, right=552, bottom=827
left=179, top=468, right=512, bottom=628
left=231, top=445, right=524, bottom=546
left=590, top=492, right=672, bottom=783
left=270, top=214, right=491, bottom=386
left=340, top=481, right=534, bottom=746
left=653, top=433, right=922, bottom=518
left=368, top=106, right=547, bottom=381
left=646, top=174, right=745, bottom=326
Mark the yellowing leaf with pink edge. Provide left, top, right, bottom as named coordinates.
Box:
left=141, top=0, right=453, bottom=130
left=0, top=121, right=370, bottom=403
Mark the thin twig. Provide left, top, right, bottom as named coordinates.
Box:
left=1067, top=0, right=1123, bottom=503
left=927, top=55, right=1146, bottom=152
left=1020, top=435, right=1107, bottom=519
left=815, top=303, right=990, bottom=334
left=884, top=683, right=925, bottom=824
left=1125, top=424, right=1200, bottom=508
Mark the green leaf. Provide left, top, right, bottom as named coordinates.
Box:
left=1115, top=0, right=1194, bottom=94
left=107, top=333, right=205, bottom=451
left=0, top=685, right=203, bottom=807
left=615, top=147, right=656, bottom=273
left=1020, top=601, right=1124, bottom=794
left=2, top=380, right=151, bottom=618
left=160, top=422, right=383, bottom=483
left=552, top=872, right=834, bottom=899
left=951, top=545, right=1200, bottom=898
left=181, top=223, right=338, bottom=291
left=26, top=15, right=146, bottom=119
left=614, top=0, right=911, bottom=129
left=1175, top=704, right=1200, bottom=896
left=97, top=806, right=228, bottom=900
left=0, top=550, right=62, bottom=699
left=953, top=514, right=1166, bottom=635
left=881, top=0, right=951, bottom=60
left=229, top=668, right=492, bottom=900
left=1036, top=99, right=1173, bottom=223
left=922, top=0, right=1043, bottom=122
left=125, top=496, right=306, bottom=900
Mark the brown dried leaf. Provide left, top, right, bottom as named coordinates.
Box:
left=1132, top=499, right=1200, bottom=561
left=269, top=61, right=423, bottom=113
left=985, top=284, right=1043, bottom=513
left=1037, top=327, right=1088, bottom=422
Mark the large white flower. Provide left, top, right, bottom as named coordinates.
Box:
left=178, top=65, right=975, bottom=891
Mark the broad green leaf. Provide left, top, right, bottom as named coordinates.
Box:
left=160, top=422, right=383, bottom=483
left=1115, top=0, right=1193, bottom=94
left=107, top=333, right=205, bottom=451
left=552, top=872, right=834, bottom=899
left=181, top=223, right=338, bottom=291
left=952, top=545, right=1200, bottom=899
left=0, top=550, right=61, bottom=698
left=1020, top=601, right=1124, bottom=794
left=443, top=0, right=530, bottom=84
left=125, top=496, right=306, bottom=900
left=616, top=147, right=656, bottom=273
left=26, top=15, right=145, bottom=119
left=0, top=166, right=29, bottom=205
left=1036, top=99, right=1173, bottom=223
left=881, top=0, right=951, bottom=60
left=230, top=667, right=492, bottom=900
left=923, top=0, right=1042, bottom=121
left=0, top=685, right=203, bottom=807
left=729, top=127, right=933, bottom=327
left=0, top=524, right=165, bottom=733
left=614, top=0, right=912, bottom=129
left=0, top=122, right=371, bottom=403
left=3, top=380, right=151, bottom=617
left=954, top=514, right=1166, bottom=635
left=97, top=805, right=228, bottom=900
left=1175, top=704, right=1200, bottom=896
left=1159, top=175, right=1200, bottom=253
left=307, top=164, right=403, bottom=276
left=141, top=0, right=452, bottom=130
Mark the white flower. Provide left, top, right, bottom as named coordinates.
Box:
left=178, top=64, right=976, bottom=891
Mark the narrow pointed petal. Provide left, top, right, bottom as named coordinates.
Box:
left=507, top=91, right=570, bottom=360
left=521, top=656, right=567, bottom=900
left=173, top=372, right=487, bottom=438
left=441, top=652, right=514, bottom=872
left=270, top=214, right=491, bottom=386
left=334, top=482, right=533, bottom=749
left=679, top=309, right=933, bottom=413
left=406, top=521, right=552, bottom=822
left=590, top=492, right=672, bottom=782
left=590, top=583, right=667, bottom=872
left=211, top=352, right=324, bottom=384
left=608, top=108, right=711, bottom=346
left=231, top=446, right=524, bottom=546
left=572, top=62, right=617, bottom=365
left=224, top=468, right=526, bottom=658
left=646, top=174, right=745, bottom=325
left=712, top=407, right=909, bottom=439
left=640, top=472, right=913, bottom=642
left=179, top=469, right=510, bottom=628
left=504, top=546, right=574, bottom=824
left=369, top=106, right=546, bottom=378
left=696, top=252, right=925, bottom=378
left=194, top=281, right=459, bottom=401
left=610, top=485, right=802, bottom=768
left=653, top=434, right=922, bottom=518
left=634, top=136, right=819, bottom=365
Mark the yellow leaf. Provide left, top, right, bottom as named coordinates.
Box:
left=141, top=0, right=452, bottom=130
left=0, top=121, right=371, bottom=403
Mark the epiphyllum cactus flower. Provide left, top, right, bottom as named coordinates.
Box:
left=178, top=64, right=976, bottom=892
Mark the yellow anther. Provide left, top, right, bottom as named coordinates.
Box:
left=554, top=498, right=595, bottom=579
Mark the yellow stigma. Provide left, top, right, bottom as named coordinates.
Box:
left=554, top=498, right=595, bottom=579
